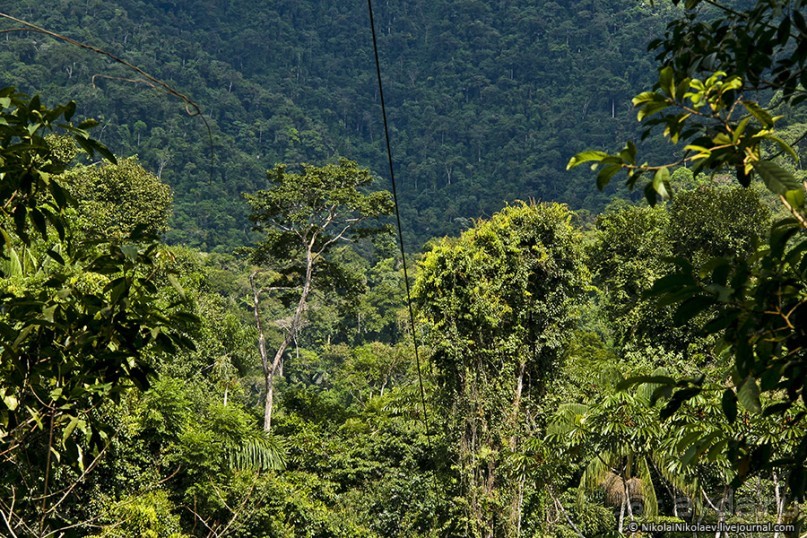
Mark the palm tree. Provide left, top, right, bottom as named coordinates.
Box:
left=548, top=368, right=700, bottom=533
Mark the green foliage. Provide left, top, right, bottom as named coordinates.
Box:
left=1, top=0, right=675, bottom=248
left=416, top=202, right=586, bottom=391
left=4, top=3, right=805, bottom=534
left=549, top=364, right=685, bottom=523
left=669, top=184, right=771, bottom=267
left=245, top=158, right=394, bottom=431
left=92, top=490, right=188, bottom=538
left=0, top=88, right=199, bottom=535
left=590, top=185, right=771, bottom=351
left=415, top=201, right=586, bottom=536
left=650, top=220, right=807, bottom=496
left=0, top=87, right=102, bottom=252
left=245, top=158, right=393, bottom=268
left=589, top=202, right=674, bottom=348
left=62, top=157, right=173, bottom=241
left=569, top=0, right=807, bottom=208
left=570, top=0, right=807, bottom=504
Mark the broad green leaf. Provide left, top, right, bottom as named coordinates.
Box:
left=638, top=101, right=671, bottom=121
left=120, top=244, right=140, bottom=261
left=632, top=91, right=663, bottom=105
left=2, top=393, right=18, bottom=411
left=616, top=375, right=675, bottom=391
left=785, top=188, right=805, bottom=209
left=720, top=76, right=742, bottom=93
left=12, top=325, right=36, bottom=349
left=167, top=274, right=186, bottom=299
left=619, top=141, right=637, bottom=165
left=777, top=16, right=792, bottom=46
left=752, top=160, right=804, bottom=207
left=644, top=181, right=658, bottom=205
left=13, top=205, right=27, bottom=239
left=763, top=402, right=791, bottom=416
left=705, top=439, right=728, bottom=462
left=651, top=271, right=696, bottom=292
left=722, top=389, right=738, bottom=423
left=759, top=133, right=799, bottom=162
left=650, top=384, right=674, bottom=405
left=732, top=117, right=751, bottom=143
left=661, top=387, right=701, bottom=420
left=702, top=310, right=740, bottom=334
left=566, top=150, right=608, bottom=170
left=30, top=208, right=47, bottom=240
left=659, top=66, right=674, bottom=97
left=652, top=167, right=671, bottom=199
left=62, top=415, right=80, bottom=445
left=41, top=305, right=57, bottom=323
left=596, top=164, right=622, bottom=190
left=769, top=219, right=801, bottom=257
left=684, top=144, right=712, bottom=160
left=704, top=71, right=728, bottom=87
left=45, top=249, right=65, bottom=265
left=673, top=295, right=715, bottom=324
left=712, top=132, right=732, bottom=146
left=743, top=101, right=774, bottom=128
left=737, top=376, right=761, bottom=413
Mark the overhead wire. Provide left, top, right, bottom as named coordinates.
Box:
left=365, top=0, right=436, bottom=455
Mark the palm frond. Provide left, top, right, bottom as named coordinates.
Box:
left=638, top=456, right=658, bottom=517
left=227, top=433, right=286, bottom=471
left=547, top=402, right=590, bottom=437
left=578, top=451, right=617, bottom=502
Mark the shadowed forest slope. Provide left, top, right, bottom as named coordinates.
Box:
left=2, top=0, right=672, bottom=248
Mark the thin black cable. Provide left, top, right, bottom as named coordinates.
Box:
left=366, top=0, right=434, bottom=443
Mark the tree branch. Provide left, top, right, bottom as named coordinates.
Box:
left=0, top=12, right=203, bottom=118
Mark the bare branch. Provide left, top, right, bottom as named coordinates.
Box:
left=45, top=445, right=109, bottom=516
left=0, top=487, right=19, bottom=538
left=215, top=481, right=257, bottom=537
left=0, top=12, right=202, bottom=117
left=185, top=504, right=218, bottom=536
left=315, top=221, right=357, bottom=256
left=156, top=465, right=184, bottom=485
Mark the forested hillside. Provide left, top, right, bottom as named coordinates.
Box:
left=0, top=0, right=805, bottom=536
left=2, top=0, right=672, bottom=248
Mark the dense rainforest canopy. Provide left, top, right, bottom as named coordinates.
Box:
left=2, top=0, right=676, bottom=248
left=0, top=0, right=805, bottom=537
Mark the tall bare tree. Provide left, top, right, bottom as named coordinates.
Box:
left=244, top=159, right=393, bottom=432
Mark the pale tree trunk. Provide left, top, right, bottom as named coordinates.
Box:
left=773, top=472, right=786, bottom=538
left=714, top=485, right=729, bottom=538
left=252, top=244, right=316, bottom=433
left=507, top=361, right=527, bottom=535
left=700, top=485, right=727, bottom=537
left=250, top=271, right=272, bottom=432
left=624, top=476, right=635, bottom=525
left=618, top=493, right=626, bottom=534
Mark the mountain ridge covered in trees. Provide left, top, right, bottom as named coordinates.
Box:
left=3, top=0, right=673, bottom=248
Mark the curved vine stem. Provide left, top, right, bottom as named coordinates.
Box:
left=0, top=11, right=214, bottom=165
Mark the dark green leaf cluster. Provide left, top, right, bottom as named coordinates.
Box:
left=0, top=90, right=199, bottom=533
left=654, top=0, right=807, bottom=105
left=245, top=158, right=393, bottom=268
left=649, top=218, right=807, bottom=495
left=0, top=0, right=675, bottom=248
